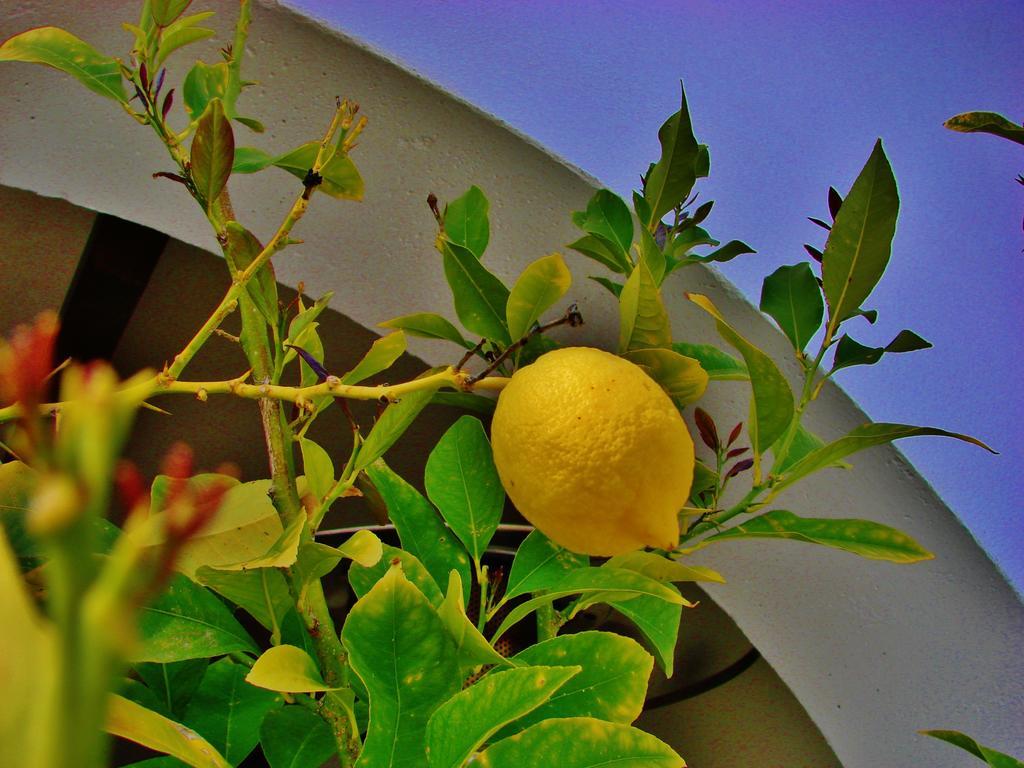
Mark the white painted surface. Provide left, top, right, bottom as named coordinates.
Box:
left=1, top=1, right=1021, bottom=764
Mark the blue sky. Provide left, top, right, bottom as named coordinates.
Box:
left=288, top=0, right=1024, bottom=591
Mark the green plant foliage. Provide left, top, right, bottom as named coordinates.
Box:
left=759, top=263, right=824, bottom=351
left=437, top=570, right=511, bottom=671
left=424, top=416, right=504, bottom=562
left=341, top=567, right=462, bottom=768
left=774, top=422, right=995, bottom=493
left=349, top=544, right=444, bottom=607
left=223, top=222, right=279, bottom=328
left=687, top=293, right=795, bottom=457
left=694, top=509, right=934, bottom=562
left=831, top=329, right=931, bottom=372
left=105, top=694, right=230, bottom=768
left=0, top=27, right=127, bottom=102
left=426, top=665, right=581, bottom=768
left=605, top=550, right=725, bottom=584
left=179, top=658, right=283, bottom=766
left=474, top=717, right=684, bottom=768
left=920, top=730, right=1024, bottom=767
left=259, top=707, right=337, bottom=768
left=621, top=347, right=709, bottom=405
left=569, top=234, right=631, bottom=273
left=339, top=331, right=407, bottom=385
left=503, top=529, right=589, bottom=600
left=365, top=460, right=472, bottom=602
left=133, top=659, right=208, bottom=720
left=643, top=84, right=703, bottom=228
left=506, top=253, right=572, bottom=340
left=573, top=189, right=635, bottom=264
left=134, top=574, right=258, bottom=662
left=246, top=645, right=335, bottom=693
left=154, top=12, right=216, bottom=68
left=233, top=141, right=364, bottom=199
left=352, top=378, right=442, bottom=474
left=299, top=437, right=334, bottom=503
left=150, top=0, right=194, bottom=27
left=672, top=341, right=748, bottom=380
left=378, top=312, right=473, bottom=348
left=190, top=98, right=234, bottom=210
left=440, top=240, right=512, bottom=345
left=943, top=112, right=1024, bottom=147
left=771, top=423, right=851, bottom=475
left=443, top=185, right=490, bottom=258
left=619, top=259, right=672, bottom=352
left=499, top=632, right=653, bottom=737
left=821, top=140, right=899, bottom=334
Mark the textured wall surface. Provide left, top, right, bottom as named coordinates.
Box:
left=1, top=2, right=1021, bottom=765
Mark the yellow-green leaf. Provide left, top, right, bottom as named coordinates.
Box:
left=437, top=570, right=512, bottom=671
left=943, top=111, right=1024, bottom=147
left=299, top=438, right=334, bottom=503
left=246, top=645, right=335, bottom=693
left=686, top=293, right=794, bottom=457
left=378, top=312, right=472, bottom=349
left=622, top=347, right=708, bottom=405
left=340, top=331, right=407, bottom=385
left=605, top=550, right=724, bottom=583
left=920, top=729, right=1024, bottom=768
left=619, top=259, right=672, bottom=353
left=215, top=515, right=304, bottom=571
left=106, top=694, right=230, bottom=768
left=506, top=253, right=572, bottom=341
left=0, top=27, right=127, bottom=102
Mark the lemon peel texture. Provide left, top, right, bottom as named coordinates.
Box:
left=491, top=347, right=695, bottom=556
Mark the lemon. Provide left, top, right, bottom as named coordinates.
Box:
left=490, top=346, right=695, bottom=556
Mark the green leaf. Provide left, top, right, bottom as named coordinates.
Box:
left=621, top=347, right=708, bottom=405
left=134, top=659, right=208, bottom=720
left=821, top=140, right=899, bottom=333
left=943, top=111, right=1024, bottom=147
left=672, top=341, right=748, bottom=381
left=499, top=632, right=652, bottom=737
left=605, top=592, right=682, bottom=677
left=341, top=567, right=462, bottom=768
left=759, top=263, right=824, bottom=351
left=774, top=422, right=995, bottom=493
left=441, top=241, right=512, bottom=344
left=644, top=83, right=701, bottom=227
left=181, top=658, right=283, bottom=766
left=291, top=531, right=382, bottom=602
left=232, top=146, right=275, bottom=173
left=605, top=550, right=725, bottom=584
left=142, top=477, right=282, bottom=578
left=687, top=293, right=794, bottom=456
left=365, top=460, right=472, bottom=603
left=0, top=27, right=127, bottom=102
left=154, top=12, right=215, bottom=68
left=151, top=0, right=194, bottom=26
left=429, top=391, right=496, bottom=415
left=437, top=570, right=511, bottom=671
left=190, top=98, right=234, bottom=209
left=506, top=253, right=572, bottom=341
left=268, top=141, right=364, bottom=199
left=424, top=416, right=504, bottom=562
left=686, top=239, right=756, bottom=264
left=492, top=567, right=688, bottom=644
left=341, top=331, right=407, bottom=385
left=106, top=694, right=230, bottom=768
left=771, top=423, right=851, bottom=475
left=638, top=225, right=666, bottom=285
left=134, top=574, right=259, bottom=662
left=831, top=329, right=931, bottom=372
left=223, top=222, right=278, bottom=329
left=443, top=185, right=490, bottom=258
left=214, top=514, right=305, bottom=571
left=920, top=729, right=1024, bottom=767
left=697, top=509, right=934, bottom=563
left=575, top=190, right=634, bottom=261
left=427, top=665, right=580, bottom=768
left=348, top=544, right=444, bottom=608
left=285, top=292, right=333, bottom=352
left=299, top=437, right=334, bottom=503
left=632, top=191, right=652, bottom=226
left=182, top=61, right=237, bottom=124
left=259, top=707, right=337, bottom=768
left=194, top=566, right=290, bottom=633
left=504, top=529, right=588, bottom=600
left=353, top=377, right=442, bottom=474
left=568, top=234, right=631, bottom=273
left=476, top=717, right=683, bottom=768
left=589, top=275, right=625, bottom=298
left=379, top=312, right=473, bottom=348
left=0, top=460, right=43, bottom=570
left=246, top=645, right=335, bottom=693
left=619, top=259, right=672, bottom=352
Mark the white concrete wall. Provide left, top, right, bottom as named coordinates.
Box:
left=1, top=2, right=1021, bottom=765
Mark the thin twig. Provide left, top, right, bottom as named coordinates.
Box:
left=468, top=304, right=583, bottom=384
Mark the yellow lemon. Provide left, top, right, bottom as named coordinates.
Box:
left=491, top=346, right=695, bottom=556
